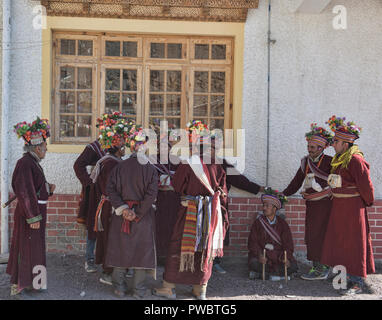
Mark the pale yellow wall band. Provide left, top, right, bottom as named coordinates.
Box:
left=42, top=17, right=244, bottom=154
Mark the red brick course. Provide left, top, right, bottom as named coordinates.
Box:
left=1, top=194, right=382, bottom=261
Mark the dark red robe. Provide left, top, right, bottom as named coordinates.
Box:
left=73, top=140, right=105, bottom=240
left=105, top=153, right=158, bottom=269
left=6, top=153, right=52, bottom=290
left=283, top=154, right=332, bottom=262
left=321, top=154, right=375, bottom=278
left=163, top=161, right=228, bottom=285
left=94, top=156, right=120, bottom=272
left=152, top=158, right=180, bottom=258
left=248, top=215, right=296, bottom=272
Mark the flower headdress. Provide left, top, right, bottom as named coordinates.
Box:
left=186, top=120, right=210, bottom=144
left=128, top=124, right=147, bottom=152
left=14, top=117, right=50, bottom=146
left=305, top=123, right=333, bottom=148
left=98, top=118, right=133, bottom=150
left=326, top=115, right=361, bottom=143
left=261, top=187, right=288, bottom=210
left=96, top=112, right=128, bottom=129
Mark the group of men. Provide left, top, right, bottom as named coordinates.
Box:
left=5, top=113, right=375, bottom=299
left=248, top=118, right=374, bottom=296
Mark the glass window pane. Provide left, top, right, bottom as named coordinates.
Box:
left=60, top=39, right=75, bottom=55
left=78, top=68, right=92, bottom=89
left=212, top=44, right=226, bottom=60
left=194, top=71, right=208, bottom=93
left=211, top=72, right=225, bottom=93
left=195, top=44, right=209, bottom=59
left=77, top=92, right=92, bottom=113
left=167, top=118, right=180, bottom=130
left=123, top=41, right=138, bottom=57
left=167, top=71, right=181, bottom=92
left=167, top=44, right=182, bottom=59
left=78, top=40, right=93, bottom=56
left=151, top=43, right=165, bottom=58
left=123, top=70, right=137, bottom=91
left=60, top=115, right=75, bottom=137
left=211, top=96, right=225, bottom=117
left=105, top=93, right=120, bottom=113
left=150, top=70, right=164, bottom=92
left=167, top=95, right=181, bottom=116
left=122, top=94, right=137, bottom=115
left=106, top=69, right=120, bottom=91
left=149, top=94, right=164, bottom=116
left=105, top=41, right=120, bottom=57
left=60, top=67, right=75, bottom=89
left=210, top=118, right=225, bottom=130
left=193, top=95, right=208, bottom=117
left=77, top=116, right=92, bottom=137
left=60, top=92, right=75, bottom=113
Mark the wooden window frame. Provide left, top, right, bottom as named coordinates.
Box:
left=52, top=31, right=234, bottom=144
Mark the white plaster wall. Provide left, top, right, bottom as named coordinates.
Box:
left=7, top=0, right=82, bottom=195
left=242, top=0, right=382, bottom=198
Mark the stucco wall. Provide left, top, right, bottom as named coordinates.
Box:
left=7, top=0, right=82, bottom=194
left=242, top=0, right=382, bottom=198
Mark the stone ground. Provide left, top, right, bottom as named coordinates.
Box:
left=0, top=253, right=382, bottom=300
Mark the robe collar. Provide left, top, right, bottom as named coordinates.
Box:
left=266, top=215, right=277, bottom=225
left=28, top=151, right=42, bottom=163
left=309, top=152, right=323, bottom=163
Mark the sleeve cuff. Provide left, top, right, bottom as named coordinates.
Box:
left=27, top=215, right=42, bottom=224
left=115, top=204, right=129, bottom=216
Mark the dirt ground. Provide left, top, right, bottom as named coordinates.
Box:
left=1, top=253, right=382, bottom=300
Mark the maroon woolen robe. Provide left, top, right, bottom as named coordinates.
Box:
left=6, top=153, right=52, bottom=290
left=153, top=158, right=180, bottom=258
left=248, top=215, right=296, bottom=272
left=163, top=161, right=228, bottom=285
left=282, top=154, right=332, bottom=262
left=73, top=140, right=105, bottom=240
left=94, top=156, right=120, bottom=271
left=105, top=153, right=158, bottom=269
left=321, top=154, right=375, bottom=278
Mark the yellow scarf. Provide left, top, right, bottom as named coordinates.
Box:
left=331, top=145, right=363, bottom=173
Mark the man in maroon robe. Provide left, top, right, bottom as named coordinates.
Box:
left=321, top=116, right=375, bottom=295
left=73, top=139, right=105, bottom=273
left=248, top=190, right=297, bottom=280
left=282, top=124, right=333, bottom=280
left=105, top=125, right=158, bottom=298
left=7, top=118, right=55, bottom=296
left=153, top=121, right=228, bottom=300
left=91, top=119, right=129, bottom=286
left=146, top=126, right=181, bottom=264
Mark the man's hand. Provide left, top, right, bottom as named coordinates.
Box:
left=122, top=208, right=136, bottom=221
left=49, top=184, right=56, bottom=194
left=279, top=255, right=290, bottom=267
left=30, top=222, right=40, bottom=229
left=258, top=255, right=267, bottom=265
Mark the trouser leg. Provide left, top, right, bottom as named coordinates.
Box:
left=132, top=269, right=148, bottom=297
left=85, top=236, right=96, bottom=261
left=112, top=267, right=127, bottom=292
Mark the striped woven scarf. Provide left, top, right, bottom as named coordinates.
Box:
left=179, top=199, right=198, bottom=273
